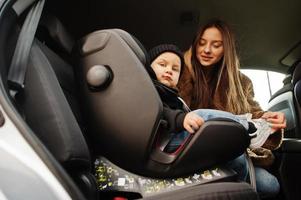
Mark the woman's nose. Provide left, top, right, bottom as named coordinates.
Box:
left=204, top=44, right=211, bottom=53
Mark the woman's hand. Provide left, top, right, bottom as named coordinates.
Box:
left=261, top=111, right=286, bottom=133
left=183, top=112, right=204, bottom=134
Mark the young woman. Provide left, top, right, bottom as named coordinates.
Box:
left=178, top=19, right=286, bottom=198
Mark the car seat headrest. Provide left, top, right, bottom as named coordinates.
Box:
left=38, top=14, right=74, bottom=54
left=111, top=29, right=148, bottom=65
left=292, top=61, right=301, bottom=85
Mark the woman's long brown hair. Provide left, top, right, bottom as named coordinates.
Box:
left=190, top=19, right=251, bottom=114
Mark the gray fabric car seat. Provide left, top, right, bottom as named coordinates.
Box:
left=23, top=40, right=88, bottom=168
left=11, top=39, right=97, bottom=199
left=292, top=61, right=301, bottom=101
left=2, top=0, right=96, bottom=197
left=292, top=61, right=301, bottom=128
left=269, top=60, right=300, bottom=138
left=77, top=29, right=250, bottom=177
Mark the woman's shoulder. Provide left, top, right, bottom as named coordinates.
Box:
left=239, top=72, right=253, bottom=87
left=239, top=72, right=250, bottom=81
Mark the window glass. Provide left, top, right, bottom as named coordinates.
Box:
left=241, top=69, right=285, bottom=110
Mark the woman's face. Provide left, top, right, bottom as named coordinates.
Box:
left=196, top=27, right=224, bottom=67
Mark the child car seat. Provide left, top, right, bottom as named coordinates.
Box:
left=77, top=29, right=250, bottom=177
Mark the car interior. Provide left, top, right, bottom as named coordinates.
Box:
left=0, top=0, right=301, bottom=200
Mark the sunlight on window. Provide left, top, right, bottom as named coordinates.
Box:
left=241, top=69, right=285, bottom=110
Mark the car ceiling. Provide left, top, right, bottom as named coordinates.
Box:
left=47, top=0, right=301, bottom=73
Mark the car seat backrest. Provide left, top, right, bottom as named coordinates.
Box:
left=268, top=61, right=301, bottom=138
left=292, top=61, right=301, bottom=84
left=32, top=14, right=87, bottom=130
left=292, top=61, right=301, bottom=137
left=2, top=0, right=96, bottom=195
left=21, top=40, right=90, bottom=170
left=78, top=29, right=163, bottom=171
left=15, top=39, right=98, bottom=199
left=292, top=61, right=301, bottom=106
left=36, top=39, right=85, bottom=130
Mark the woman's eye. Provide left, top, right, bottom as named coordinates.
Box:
left=199, top=40, right=206, bottom=46
left=158, top=63, right=165, bottom=67
left=213, top=42, right=223, bottom=48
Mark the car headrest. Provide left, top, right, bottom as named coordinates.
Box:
left=292, top=61, right=301, bottom=106
left=292, top=61, right=301, bottom=85
left=38, top=14, right=75, bottom=54
left=111, top=29, right=156, bottom=80
left=111, top=29, right=148, bottom=65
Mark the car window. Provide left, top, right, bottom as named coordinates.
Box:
left=241, top=69, right=285, bottom=110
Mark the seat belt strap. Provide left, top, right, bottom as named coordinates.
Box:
left=177, top=97, right=191, bottom=112
left=8, top=0, right=45, bottom=93
left=246, top=152, right=257, bottom=191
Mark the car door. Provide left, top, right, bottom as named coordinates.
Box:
left=267, top=62, right=301, bottom=200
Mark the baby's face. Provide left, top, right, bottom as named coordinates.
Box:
left=151, top=52, right=181, bottom=88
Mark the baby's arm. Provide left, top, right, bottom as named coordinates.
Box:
left=183, top=112, right=204, bottom=134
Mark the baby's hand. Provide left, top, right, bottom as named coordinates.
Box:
left=183, top=112, right=204, bottom=134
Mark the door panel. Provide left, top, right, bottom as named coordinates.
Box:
left=267, top=84, right=301, bottom=200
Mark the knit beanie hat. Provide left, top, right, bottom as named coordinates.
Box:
left=148, top=44, right=184, bottom=78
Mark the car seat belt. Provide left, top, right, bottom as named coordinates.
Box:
left=177, top=97, right=191, bottom=112
left=246, top=152, right=257, bottom=191
left=8, top=0, right=45, bottom=96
